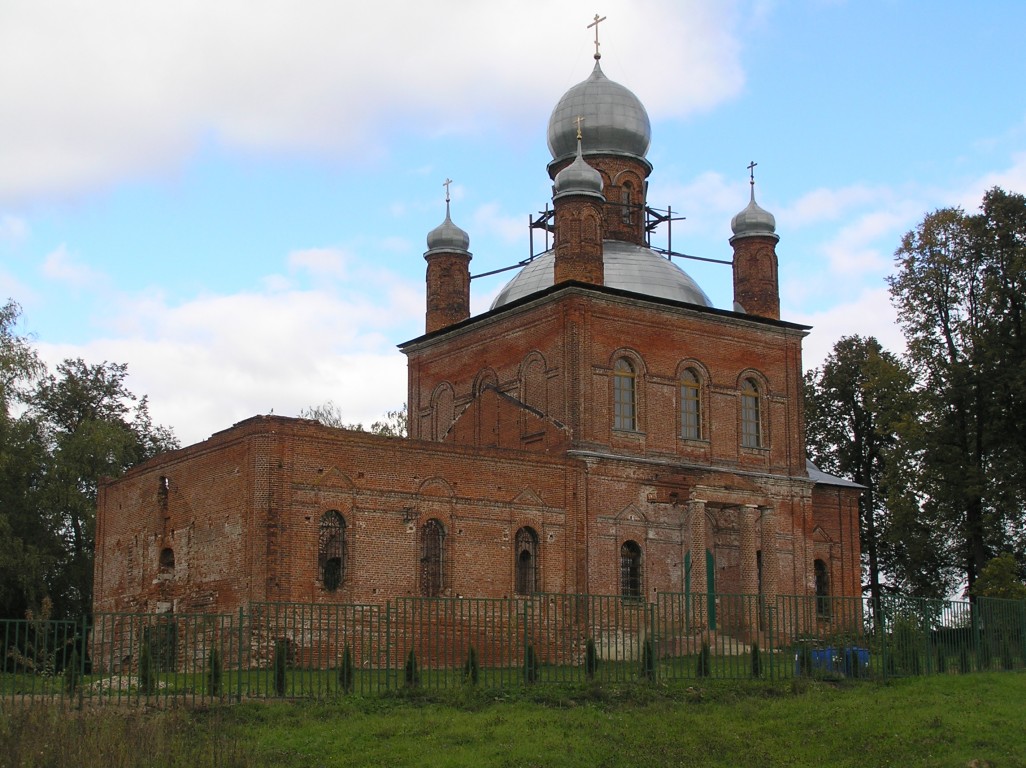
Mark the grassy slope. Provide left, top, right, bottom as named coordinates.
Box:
left=1, top=674, right=1022, bottom=767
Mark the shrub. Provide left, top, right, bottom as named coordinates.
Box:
left=641, top=638, right=656, bottom=682
left=462, top=645, right=479, bottom=686
left=696, top=641, right=711, bottom=678
left=750, top=640, right=762, bottom=679
left=524, top=644, right=539, bottom=684
left=338, top=644, right=354, bottom=694
left=138, top=640, right=156, bottom=695
left=207, top=646, right=222, bottom=697
left=404, top=649, right=419, bottom=688
left=273, top=639, right=288, bottom=697
left=64, top=649, right=80, bottom=696
left=584, top=637, right=598, bottom=680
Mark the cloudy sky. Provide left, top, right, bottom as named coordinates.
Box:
left=2, top=0, right=1024, bottom=445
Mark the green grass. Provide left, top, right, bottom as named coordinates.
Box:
left=1, top=674, right=1023, bottom=767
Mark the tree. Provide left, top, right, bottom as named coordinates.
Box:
left=30, top=359, right=179, bottom=617
left=889, top=188, right=1026, bottom=590
left=804, top=336, right=952, bottom=600
left=972, top=553, right=1026, bottom=600
left=300, top=401, right=408, bottom=437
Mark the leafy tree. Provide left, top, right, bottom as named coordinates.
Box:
left=804, top=336, right=952, bottom=598
left=889, top=188, right=1026, bottom=590
left=300, top=400, right=408, bottom=437
left=972, top=553, right=1026, bottom=600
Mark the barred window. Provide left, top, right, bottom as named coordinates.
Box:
left=515, top=527, right=539, bottom=595
left=741, top=378, right=762, bottom=448
left=420, top=519, right=445, bottom=597
left=620, top=540, right=642, bottom=599
left=613, top=358, right=637, bottom=431
left=318, top=511, right=346, bottom=591
left=681, top=369, right=702, bottom=440
left=815, top=559, right=830, bottom=618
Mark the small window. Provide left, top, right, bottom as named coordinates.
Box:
left=515, top=527, right=539, bottom=595
left=420, top=519, right=445, bottom=597
left=681, top=369, right=702, bottom=440
left=620, top=182, right=633, bottom=225
left=318, top=511, right=346, bottom=591
left=613, top=358, right=637, bottom=431
left=741, top=379, right=762, bottom=448
left=815, top=559, right=830, bottom=618
left=159, top=547, right=175, bottom=574
left=620, top=540, right=642, bottom=599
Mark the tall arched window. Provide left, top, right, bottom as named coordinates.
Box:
left=620, top=182, right=634, bottom=225
left=620, top=540, right=642, bottom=599
left=681, top=369, right=702, bottom=440
left=741, top=378, right=762, bottom=448
left=514, top=527, right=539, bottom=595
left=420, top=519, right=445, bottom=597
left=815, top=559, right=830, bottom=618
left=613, top=358, right=637, bottom=431
left=318, top=511, right=346, bottom=591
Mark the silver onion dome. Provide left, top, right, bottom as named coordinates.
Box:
left=730, top=188, right=778, bottom=240
left=490, top=241, right=712, bottom=309
left=547, top=61, right=651, bottom=165
left=553, top=139, right=604, bottom=200
left=425, top=201, right=470, bottom=254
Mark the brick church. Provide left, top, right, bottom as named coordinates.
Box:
left=93, top=45, right=862, bottom=625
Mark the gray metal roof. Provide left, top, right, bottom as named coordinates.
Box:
left=553, top=141, right=604, bottom=200
left=806, top=459, right=866, bottom=489
left=425, top=204, right=470, bottom=254
left=547, top=61, right=651, bottom=164
left=490, top=240, right=712, bottom=309
left=730, top=189, right=777, bottom=240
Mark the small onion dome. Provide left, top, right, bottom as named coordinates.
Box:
left=547, top=61, right=651, bottom=165
left=553, top=139, right=604, bottom=201
left=730, top=188, right=778, bottom=241
left=425, top=201, right=470, bottom=255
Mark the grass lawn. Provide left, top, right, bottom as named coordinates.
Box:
left=1, top=673, right=1023, bottom=767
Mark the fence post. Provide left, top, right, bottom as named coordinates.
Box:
left=236, top=606, right=244, bottom=702
left=385, top=601, right=392, bottom=692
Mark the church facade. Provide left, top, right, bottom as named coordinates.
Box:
left=93, top=50, right=862, bottom=640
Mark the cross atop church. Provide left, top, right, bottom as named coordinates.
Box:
left=443, top=177, right=453, bottom=203
left=574, top=115, right=585, bottom=140
left=747, top=161, right=758, bottom=187
left=588, top=14, right=606, bottom=59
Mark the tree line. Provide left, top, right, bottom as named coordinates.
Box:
left=0, top=301, right=178, bottom=620
left=805, top=187, right=1026, bottom=605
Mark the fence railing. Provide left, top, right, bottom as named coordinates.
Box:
left=3, top=592, right=1024, bottom=704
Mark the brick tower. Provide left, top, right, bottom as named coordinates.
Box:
left=552, top=133, right=606, bottom=286
left=423, top=184, right=471, bottom=334
left=730, top=173, right=780, bottom=319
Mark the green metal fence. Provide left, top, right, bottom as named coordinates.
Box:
left=3, top=592, right=1024, bottom=704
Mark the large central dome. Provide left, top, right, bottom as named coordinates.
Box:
left=490, top=241, right=712, bottom=309
left=547, top=61, right=651, bottom=166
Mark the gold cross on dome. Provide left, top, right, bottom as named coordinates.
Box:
left=443, top=178, right=453, bottom=202
left=574, top=115, right=585, bottom=140
left=588, top=14, right=606, bottom=59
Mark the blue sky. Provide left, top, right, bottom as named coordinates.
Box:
left=2, top=0, right=1024, bottom=445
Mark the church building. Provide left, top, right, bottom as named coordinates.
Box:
left=93, top=42, right=862, bottom=637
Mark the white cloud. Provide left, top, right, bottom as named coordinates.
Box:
left=0, top=0, right=744, bottom=203
left=0, top=214, right=28, bottom=243
left=472, top=203, right=526, bottom=245
left=791, top=287, right=905, bottom=371
left=41, top=245, right=105, bottom=288
left=779, top=184, right=890, bottom=229
left=954, top=152, right=1026, bottom=210
left=287, top=247, right=352, bottom=280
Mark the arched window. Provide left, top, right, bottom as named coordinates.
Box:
left=814, top=559, right=830, bottom=618
left=159, top=547, right=175, bottom=574
left=621, top=182, right=633, bottom=225
left=514, top=527, right=539, bottom=595
left=681, top=369, right=702, bottom=440
left=620, top=540, right=642, bottom=599
left=318, top=511, right=346, bottom=591
left=613, top=358, right=637, bottom=431
left=420, top=519, right=445, bottom=597
left=741, top=378, right=762, bottom=448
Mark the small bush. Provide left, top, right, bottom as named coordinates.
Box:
left=404, top=649, right=419, bottom=688
left=584, top=637, right=598, bottom=680
left=462, top=645, right=479, bottom=686
left=524, top=644, right=539, bottom=684
left=273, top=639, right=288, bottom=697
left=696, top=641, right=711, bottom=678
left=750, top=640, right=762, bottom=679
left=338, top=644, right=354, bottom=693
left=641, top=638, right=656, bottom=682
left=207, top=646, right=222, bottom=697
left=138, top=641, right=156, bottom=695
left=64, top=649, right=80, bottom=696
